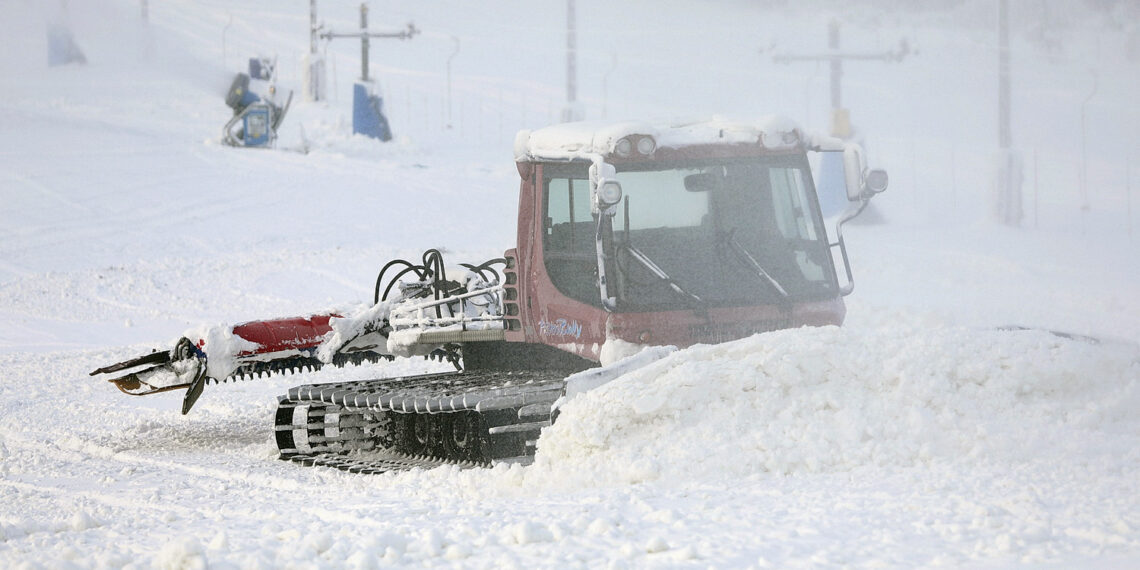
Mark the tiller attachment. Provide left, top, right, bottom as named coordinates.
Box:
left=90, top=337, right=209, bottom=414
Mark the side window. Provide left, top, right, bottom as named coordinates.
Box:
left=769, top=166, right=828, bottom=284
left=769, top=167, right=818, bottom=241
left=543, top=174, right=601, bottom=306
left=545, top=177, right=592, bottom=255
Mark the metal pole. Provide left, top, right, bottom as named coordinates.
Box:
left=1128, top=157, right=1133, bottom=242
left=1080, top=71, right=1097, bottom=212
left=998, top=0, right=1011, bottom=149
left=772, top=22, right=906, bottom=137
left=829, top=19, right=842, bottom=110
left=310, top=0, right=318, bottom=54
left=1033, top=148, right=1039, bottom=229
left=951, top=144, right=957, bottom=212
left=141, top=0, right=148, bottom=22
left=568, top=0, right=576, bottom=105
left=563, top=0, right=577, bottom=121
left=360, top=3, right=369, bottom=82
left=447, top=36, right=459, bottom=128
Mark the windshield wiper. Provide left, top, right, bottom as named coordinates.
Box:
left=719, top=228, right=789, bottom=298
left=622, top=244, right=704, bottom=305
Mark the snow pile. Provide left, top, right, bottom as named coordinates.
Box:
left=315, top=302, right=388, bottom=361
left=182, top=323, right=261, bottom=381
left=515, top=115, right=804, bottom=161
left=534, top=325, right=1140, bottom=486
left=154, top=538, right=208, bottom=570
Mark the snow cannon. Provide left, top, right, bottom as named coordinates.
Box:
left=222, top=72, right=292, bottom=148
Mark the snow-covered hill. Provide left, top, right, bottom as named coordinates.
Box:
left=1, top=0, right=1137, bottom=568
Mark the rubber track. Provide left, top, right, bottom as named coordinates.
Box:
left=283, top=450, right=478, bottom=474
left=284, top=370, right=566, bottom=414
left=275, top=370, right=567, bottom=474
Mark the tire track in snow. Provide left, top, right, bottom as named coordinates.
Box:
left=1, top=425, right=418, bottom=531
left=0, top=167, right=92, bottom=215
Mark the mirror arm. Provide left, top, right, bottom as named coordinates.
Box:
left=595, top=216, right=618, bottom=311
left=831, top=197, right=869, bottom=297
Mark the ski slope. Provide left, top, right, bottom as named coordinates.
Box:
left=1, top=0, right=1138, bottom=568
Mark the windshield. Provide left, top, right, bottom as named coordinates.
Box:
left=542, top=156, right=837, bottom=311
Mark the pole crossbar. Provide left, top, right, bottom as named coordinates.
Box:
left=321, top=29, right=418, bottom=41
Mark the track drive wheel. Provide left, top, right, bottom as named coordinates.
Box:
left=406, top=413, right=439, bottom=457
left=442, top=411, right=489, bottom=464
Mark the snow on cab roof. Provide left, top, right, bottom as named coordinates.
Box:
left=514, top=115, right=804, bottom=162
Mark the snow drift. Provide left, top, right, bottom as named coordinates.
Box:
left=532, top=326, right=1140, bottom=486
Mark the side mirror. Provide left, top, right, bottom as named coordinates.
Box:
left=842, top=143, right=866, bottom=201
left=865, top=169, right=889, bottom=195
left=842, top=144, right=889, bottom=200
left=683, top=172, right=719, bottom=193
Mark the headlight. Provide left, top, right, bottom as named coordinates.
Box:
left=613, top=135, right=656, bottom=158
left=614, top=138, right=633, bottom=158
left=598, top=180, right=623, bottom=205
left=636, top=136, right=656, bottom=155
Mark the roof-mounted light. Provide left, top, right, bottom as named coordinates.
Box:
left=636, top=136, right=656, bottom=155
left=614, top=137, right=633, bottom=158
left=612, top=135, right=656, bottom=159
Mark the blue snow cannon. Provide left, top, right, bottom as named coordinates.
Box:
left=223, top=73, right=292, bottom=148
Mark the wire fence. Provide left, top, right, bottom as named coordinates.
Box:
left=871, top=137, right=1135, bottom=240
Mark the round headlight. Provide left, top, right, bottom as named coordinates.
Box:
left=636, top=136, right=656, bottom=155
left=599, top=181, right=623, bottom=205
left=614, top=137, right=633, bottom=158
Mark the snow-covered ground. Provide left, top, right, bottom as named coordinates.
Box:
left=1, top=0, right=1137, bottom=568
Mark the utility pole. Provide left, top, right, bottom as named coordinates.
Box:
left=828, top=21, right=842, bottom=111
left=361, top=4, right=370, bottom=81
left=773, top=19, right=908, bottom=138
left=773, top=20, right=907, bottom=217
left=318, top=3, right=418, bottom=141
left=561, top=0, right=579, bottom=122
left=304, top=0, right=324, bottom=102
left=447, top=36, right=460, bottom=129
left=994, top=0, right=1022, bottom=227
left=321, top=4, right=418, bottom=83
left=309, top=0, right=319, bottom=55
left=998, top=0, right=1011, bottom=149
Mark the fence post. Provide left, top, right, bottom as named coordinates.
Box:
left=1033, top=148, right=1039, bottom=230
left=950, top=144, right=957, bottom=213
left=1128, top=156, right=1134, bottom=242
